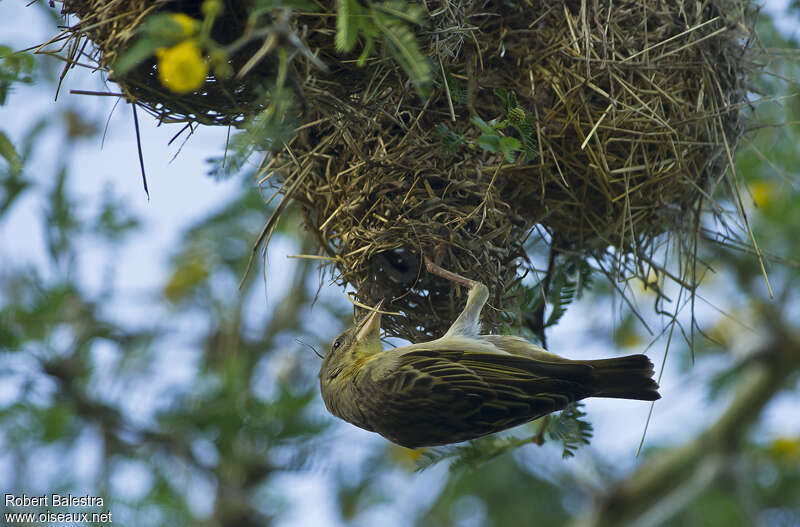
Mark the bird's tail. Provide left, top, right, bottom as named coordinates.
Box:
left=583, top=354, right=661, bottom=401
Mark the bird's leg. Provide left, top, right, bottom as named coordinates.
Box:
left=424, top=257, right=489, bottom=338
left=532, top=415, right=550, bottom=446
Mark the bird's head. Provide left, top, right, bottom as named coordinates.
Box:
left=319, top=300, right=384, bottom=385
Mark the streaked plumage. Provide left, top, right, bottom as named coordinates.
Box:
left=319, top=281, right=660, bottom=448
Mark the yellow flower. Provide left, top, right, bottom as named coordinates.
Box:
left=163, top=252, right=211, bottom=303
left=633, top=268, right=662, bottom=295
left=170, top=13, right=198, bottom=38
left=616, top=327, right=643, bottom=348
left=157, top=40, right=208, bottom=94
left=750, top=180, right=776, bottom=209
left=387, top=444, right=426, bottom=471
left=769, top=437, right=800, bottom=462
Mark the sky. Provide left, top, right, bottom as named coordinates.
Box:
left=1, top=1, right=798, bottom=525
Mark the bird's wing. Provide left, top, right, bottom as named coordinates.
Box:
left=359, top=347, right=596, bottom=447
left=394, top=347, right=594, bottom=397
left=479, top=334, right=567, bottom=362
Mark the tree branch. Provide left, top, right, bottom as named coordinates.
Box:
left=575, top=316, right=799, bottom=527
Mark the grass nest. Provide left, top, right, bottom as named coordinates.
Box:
left=43, top=0, right=760, bottom=341
left=269, top=0, right=758, bottom=340
left=51, top=0, right=278, bottom=125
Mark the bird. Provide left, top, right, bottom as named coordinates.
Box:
left=318, top=260, right=660, bottom=449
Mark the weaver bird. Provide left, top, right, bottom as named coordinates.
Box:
left=319, top=261, right=660, bottom=448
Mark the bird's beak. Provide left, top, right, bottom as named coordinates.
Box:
left=355, top=299, right=383, bottom=343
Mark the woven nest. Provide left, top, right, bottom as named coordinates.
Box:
left=269, top=0, right=756, bottom=340
left=283, top=142, right=534, bottom=339
left=45, top=0, right=759, bottom=340
left=54, top=0, right=276, bottom=125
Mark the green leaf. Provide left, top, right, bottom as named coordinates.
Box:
left=0, top=131, right=21, bottom=173
left=372, top=1, right=425, bottom=25
left=1, top=46, right=35, bottom=104
left=112, top=14, right=194, bottom=76
left=336, top=0, right=362, bottom=52
left=140, top=14, right=196, bottom=42
left=371, top=4, right=431, bottom=94
left=471, top=116, right=497, bottom=135
left=436, top=123, right=466, bottom=154
left=93, top=186, right=140, bottom=240
left=45, top=166, right=80, bottom=262
left=356, top=36, right=374, bottom=67
left=112, top=39, right=163, bottom=77
left=416, top=435, right=532, bottom=472
left=0, top=174, right=31, bottom=219
left=477, top=133, right=501, bottom=154
left=494, top=88, right=519, bottom=113
left=515, top=116, right=538, bottom=161
left=545, top=271, right=576, bottom=329
left=499, top=136, right=521, bottom=162
left=207, top=85, right=297, bottom=179
left=20, top=118, right=49, bottom=163
left=42, top=404, right=74, bottom=443
left=546, top=403, right=593, bottom=458
left=442, top=67, right=466, bottom=104
left=335, top=0, right=430, bottom=93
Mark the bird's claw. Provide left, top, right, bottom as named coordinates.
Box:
left=423, top=256, right=480, bottom=290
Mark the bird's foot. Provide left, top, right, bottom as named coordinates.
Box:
left=532, top=415, right=550, bottom=446
left=423, top=256, right=480, bottom=290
